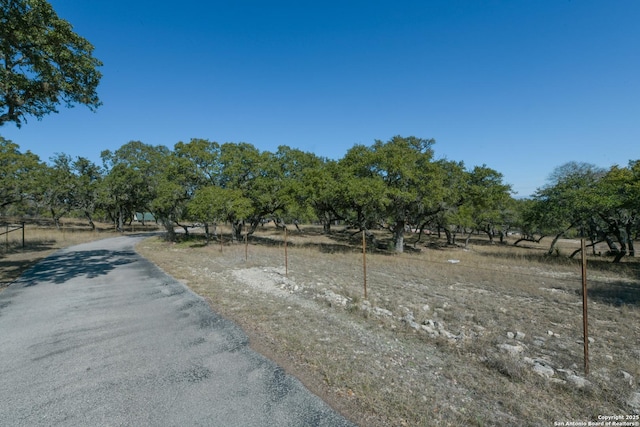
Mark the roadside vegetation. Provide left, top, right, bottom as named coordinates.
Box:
left=137, top=225, right=640, bottom=426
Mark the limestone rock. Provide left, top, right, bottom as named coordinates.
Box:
left=532, top=363, right=555, bottom=378
left=566, top=374, right=591, bottom=389
left=373, top=307, right=393, bottom=317
left=421, top=324, right=438, bottom=336
left=620, top=371, right=635, bottom=387
left=627, top=392, right=640, bottom=411
left=402, top=313, right=420, bottom=331
left=497, top=343, right=525, bottom=356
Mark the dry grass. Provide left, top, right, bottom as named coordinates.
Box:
left=137, top=225, right=640, bottom=426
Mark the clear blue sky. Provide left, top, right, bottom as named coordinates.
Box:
left=2, top=0, right=639, bottom=197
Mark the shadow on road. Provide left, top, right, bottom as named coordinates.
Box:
left=19, top=249, right=137, bottom=286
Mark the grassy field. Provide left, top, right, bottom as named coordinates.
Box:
left=138, top=225, right=640, bottom=426
left=2, top=221, right=638, bottom=426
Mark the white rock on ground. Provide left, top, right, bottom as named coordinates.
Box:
left=421, top=324, right=438, bottom=336
left=566, top=374, right=591, bottom=389
left=620, top=371, right=635, bottom=387
left=532, top=363, right=555, bottom=378
left=373, top=307, right=393, bottom=317
left=497, top=343, right=525, bottom=356
left=627, top=392, right=640, bottom=411
left=321, top=290, right=349, bottom=306
left=402, top=313, right=421, bottom=331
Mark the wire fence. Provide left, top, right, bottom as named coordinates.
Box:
left=237, top=228, right=640, bottom=309
left=0, top=222, right=25, bottom=252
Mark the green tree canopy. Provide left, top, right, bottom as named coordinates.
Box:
left=219, top=142, right=286, bottom=238
left=463, top=165, right=513, bottom=243
left=527, top=162, right=606, bottom=255
left=37, top=153, right=75, bottom=228
left=0, top=136, right=42, bottom=211
left=100, top=141, right=169, bottom=231
left=188, top=186, right=252, bottom=241
left=0, top=0, right=102, bottom=127
left=592, top=161, right=640, bottom=259
left=341, top=136, right=441, bottom=252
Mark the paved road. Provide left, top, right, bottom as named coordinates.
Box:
left=0, top=235, right=354, bottom=427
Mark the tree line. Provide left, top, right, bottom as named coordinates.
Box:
left=0, top=135, right=638, bottom=259
left=2, top=2, right=638, bottom=260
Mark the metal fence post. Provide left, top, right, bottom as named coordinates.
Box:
left=581, top=238, right=589, bottom=375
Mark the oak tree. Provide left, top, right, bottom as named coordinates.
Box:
left=0, top=0, right=102, bottom=126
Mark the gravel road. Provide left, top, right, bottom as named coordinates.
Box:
left=0, top=235, right=354, bottom=426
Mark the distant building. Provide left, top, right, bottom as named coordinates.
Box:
left=134, top=212, right=156, bottom=222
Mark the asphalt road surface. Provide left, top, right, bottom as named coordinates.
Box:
left=0, top=235, right=355, bottom=427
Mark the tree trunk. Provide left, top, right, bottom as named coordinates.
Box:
left=484, top=225, right=495, bottom=244
left=117, top=207, right=124, bottom=232
left=392, top=223, right=405, bottom=253
left=514, top=235, right=545, bottom=246
left=161, top=218, right=176, bottom=242
left=232, top=220, right=243, bottom=242
left=604, top=234, right=619, bottom=253
left=84, top=211, right=95, bottom=230
left=444, top=228, right=454, bottom=245
left=610, top=222, right=627, bottom=263
left=547, top=231, right=565, bottom=255
left=413, top=221, right=429, bottom=246
left=464, top=230, right=473, bottom=248
left=51, top=208, right=61, bottom=230
left=626, top=221, right=635, bottom=257
left=248, top=218, right=261, bottom=236
left=570, top=240, right=604, bottom=259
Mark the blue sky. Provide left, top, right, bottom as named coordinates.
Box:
left=1, top=0, right=639, bottom=197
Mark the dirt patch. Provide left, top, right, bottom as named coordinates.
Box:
left=137, top=229, right=640, bottom=426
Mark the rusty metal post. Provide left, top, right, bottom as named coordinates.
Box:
left=362, top=230, right=367, bottom=299
left=581, top=238, right=589, bottom=375
left=284, top=227, right=288, bottom=277
left=244, top=233, right=248, bottom=262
